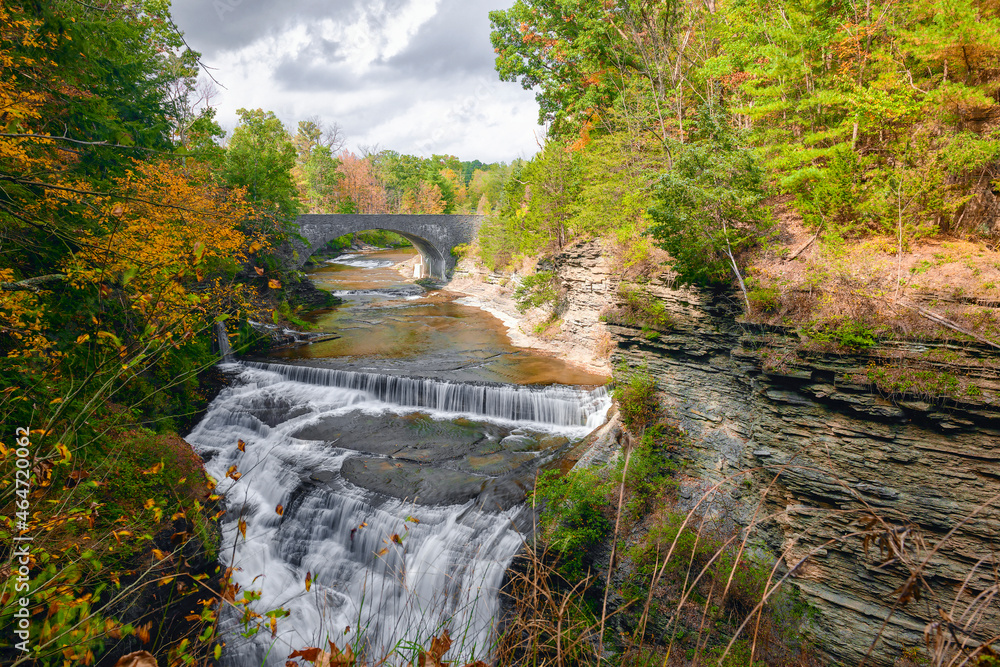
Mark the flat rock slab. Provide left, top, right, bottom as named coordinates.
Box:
left=341, top=457, right=486, bottom=506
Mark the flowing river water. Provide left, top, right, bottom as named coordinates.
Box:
left=186, top=248, right=610, bottom=665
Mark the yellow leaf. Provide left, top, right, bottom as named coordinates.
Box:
left=152, top=549, right=167, bottom=561
left=237, top=439, right=246, bottom=452
left=49, top=398, right=63, bottom=405
left=305, top=571, right=312, bottom=592
left=55, top=442, right=72, bottom=463
left=144, top=498, right=155, bottom=510
left=238, top=518, right=247, bottom=541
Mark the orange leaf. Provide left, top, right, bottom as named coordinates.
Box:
left=429, top=628, right=452, bottom=660
left=288, top=647, right=321, bottom=662
left=268, top=279, right=282, bottom=289
left=276, top=504, right=284, bottom=516
left=254, top=266, right=265, bottom=276
left=238, top=518, right=247, bottom=541
left=305, top=571, right=312, bottom=592
left=237, top=439, right=246, bottom=452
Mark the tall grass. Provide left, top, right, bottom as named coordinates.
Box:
left=490, top=367, right=1000, bottom=667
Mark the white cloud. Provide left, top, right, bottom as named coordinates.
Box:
left=173, top=0, right=543, bottom=162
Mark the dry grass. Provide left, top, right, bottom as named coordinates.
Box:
left=490, top=409, right=1000, bottom=667
left=747, top=202, right=1000, bottom=346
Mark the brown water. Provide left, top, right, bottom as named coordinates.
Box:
left=268, top=248, right=608, bottom=387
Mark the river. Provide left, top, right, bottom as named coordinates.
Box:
left=186, top=247, right=610, bottom=666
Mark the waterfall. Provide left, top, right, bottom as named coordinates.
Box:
left=245, top=361, right=610, bottom=429
left=186, top=362, right=611, bottom=666
left=215, top=320, right=234, bottom=362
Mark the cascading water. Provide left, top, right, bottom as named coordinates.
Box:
left=188, top=363, right=609, bottom=665
left=215, top=320, right=234, bottom=362
left=187, top=248, right=611, bottom=666
left=245, top=361, right=609, bottom=429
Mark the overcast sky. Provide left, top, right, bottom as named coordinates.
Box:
left=170, top=0, right=544, bottom=163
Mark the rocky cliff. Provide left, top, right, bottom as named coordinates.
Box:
left=455, top=241, right=1000, bottom=664
left=609, top=284, right=1000, bottom=665
left=449, top=241, right=615, bottom=375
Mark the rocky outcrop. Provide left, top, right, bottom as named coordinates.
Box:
left=449, top=240, right=615, bottom=375
left=609, top=285, right=1000, bottom=666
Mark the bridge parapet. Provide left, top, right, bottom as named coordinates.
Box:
left=284, top=214, right=482, bottom=279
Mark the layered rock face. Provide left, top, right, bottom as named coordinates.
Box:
left=449, top=241, right=615, bottom=375
left=608, top=286, right=1000, bottom=665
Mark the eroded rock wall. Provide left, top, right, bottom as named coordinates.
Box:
left=609, top=288, right=1000, bottom=665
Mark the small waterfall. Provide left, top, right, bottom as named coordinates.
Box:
left=215, top=320, right=234, bottom=362
left=245, top=361, right=609, bottom=428
left=186, top=363, right=611, bottom=666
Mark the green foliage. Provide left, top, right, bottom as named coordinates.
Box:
left=489, top=0, right=625, bottom=138
left=864, top=363, right=970, bottom=400
left=802, top=318, right=881, bottom=350
left=648, top=108, right=772, bottom=287
left=480, top=144, right=581, bottom=269
left=614, top=365, right=660, bottom=432
left=617, top=422, right=681, bottom=520
left=747, top=286, right=782, bottom=315
left=514, top=271, right=560, bottom=313
left=606, top=285, right=673, bottom=331
left=534, top=468, right=612, bottom=577
left=222, top=108, right=301, bottom=220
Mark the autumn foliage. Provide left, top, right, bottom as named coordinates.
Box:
left=0, top=3, right=278, bottom=666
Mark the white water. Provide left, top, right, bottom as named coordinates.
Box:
left=327, top=253, right=397, bottom=269
left=245, top=361, right=610, bottom=430
left=187, top=362, right=610, bottom=666
left=215, top=321, right=234, bottom=362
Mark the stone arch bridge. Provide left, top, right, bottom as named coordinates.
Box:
left=284, top=214, right=482, bottom=280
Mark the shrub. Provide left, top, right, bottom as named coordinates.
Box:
left=615, top=365, right=660, bottom=432
left=534, top=468, right=612, bottom=577
left=513, top=270, right=560, bottom=313
left=802, top=317, right=880, bottom=349
left=748, top=286, right=782, bottom=315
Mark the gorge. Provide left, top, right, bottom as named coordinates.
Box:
left=187, top=248, right=610, bottom=665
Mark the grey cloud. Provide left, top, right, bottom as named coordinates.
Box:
left=172, top=0, right=362, bottom=55
left=380, top=0, right=497, bottom=77
left=171, top=0, right=541, bottom=162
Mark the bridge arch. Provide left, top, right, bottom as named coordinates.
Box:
left=285, top=214, right=482, bottom=280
